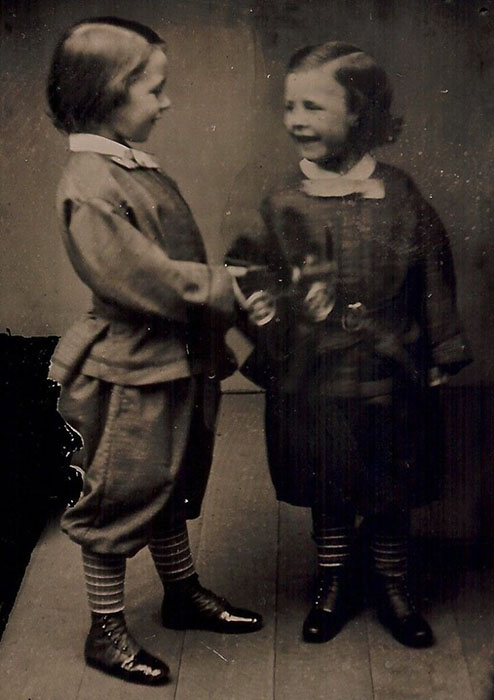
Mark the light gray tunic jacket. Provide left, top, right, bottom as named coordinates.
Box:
left=50, top=149, right=234, bottom=386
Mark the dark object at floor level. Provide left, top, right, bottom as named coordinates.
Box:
left=0, top=333, right=81, bottom=638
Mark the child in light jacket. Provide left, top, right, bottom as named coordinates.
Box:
left=48, top=16, right=262, bottom=686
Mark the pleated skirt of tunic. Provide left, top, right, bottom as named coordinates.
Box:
left=264, top=382, right=442, bottom=515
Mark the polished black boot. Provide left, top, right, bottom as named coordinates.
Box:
left=375, top=576, right=434, bottom=648
left=303, top=567, right=350, bottom=643
left=161, top=574, right=263, bottom=633
left=85, top=612, right=169, bottom=685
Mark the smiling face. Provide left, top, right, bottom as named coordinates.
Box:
left=102, top=48, right=170, bottom=143
left=283, top=62, right=359, bottom=164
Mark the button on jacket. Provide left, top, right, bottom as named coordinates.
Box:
left=50, top=136, right=235, bottom=386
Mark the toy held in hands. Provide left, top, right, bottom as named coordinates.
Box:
left=226, top=253, right=337, bottom=327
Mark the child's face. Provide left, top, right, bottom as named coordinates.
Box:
left=104, top=48, right=170, bottom=143
left=284, top=62, right=358, bottom=163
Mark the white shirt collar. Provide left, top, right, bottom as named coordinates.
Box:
left=299, top=153, right=377, bottom=180
left=299, top=153, right=385, bottom=199
left=69, top=134, right=160, bottom=169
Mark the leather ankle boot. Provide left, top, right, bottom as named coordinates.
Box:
left=375, top=575, right=434, bottom=648
left=85, top=612, right=169, bottom=685
left=161, top=574, right=263, bottom=633
left=303, top=567, right=350, bottom=643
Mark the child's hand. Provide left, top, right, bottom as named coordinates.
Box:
left=302, top=281, right=335, bottom=322
left=428, top=367, right=450, bottom=387
left=228, top=270, right=276, bottom=326
left=227, top=270, right=249, bottom=306
left=244, top=290, right=276, bottom=326
left=291, top=260, right=337, bottom=323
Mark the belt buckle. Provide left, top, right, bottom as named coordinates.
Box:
left=342, top=302, right=367, bottom=332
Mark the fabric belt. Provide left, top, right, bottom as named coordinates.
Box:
left=92, top=297, right=154, bottom=325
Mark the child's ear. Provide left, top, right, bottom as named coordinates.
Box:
left=347, top=112, right=359, bottom=126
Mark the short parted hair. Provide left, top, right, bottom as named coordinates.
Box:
left=47, top=17, right=165, bottom=134
left=287, top=41, right=402, bottom=149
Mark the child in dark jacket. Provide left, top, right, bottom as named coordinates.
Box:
left=228, top=41, right=471, bottom=648
left=47, top=16, right=261, bottom=686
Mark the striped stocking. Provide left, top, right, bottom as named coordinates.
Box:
left=82, top=549, right=126, bottom=614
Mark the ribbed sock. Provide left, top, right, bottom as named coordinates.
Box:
left=312, top=508, right=354, bottom=570
left=82, top=549, right=126, bottom=614
left=314, top=525, right=354, bottom=569
left=149, top=523, right=196, bottom=583
left=370, top=514, right=409, bottom=578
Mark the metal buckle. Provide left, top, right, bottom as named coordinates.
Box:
left=341, top=302, right=367, bottom=332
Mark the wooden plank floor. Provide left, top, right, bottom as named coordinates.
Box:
left=0, top=393, right=493, bottom=700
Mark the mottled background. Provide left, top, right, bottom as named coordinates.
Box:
left=1, top=0, right=493, bottom=383
left=0, top=0, right=493, bottom=549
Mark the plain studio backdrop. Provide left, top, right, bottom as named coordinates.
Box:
left=0, top=0, right=493, bottom=537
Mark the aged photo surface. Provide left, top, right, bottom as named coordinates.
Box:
left=0, top=0, right=493, bottom=698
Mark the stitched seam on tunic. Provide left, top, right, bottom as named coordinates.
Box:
left=86, top=352, right=187, bottom=368
left=91, top=384, right=124, bottom=531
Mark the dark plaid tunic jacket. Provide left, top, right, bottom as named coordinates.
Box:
left=228, top=161, right=472, bottom=511
left=230, top=161, right=471, bottom=396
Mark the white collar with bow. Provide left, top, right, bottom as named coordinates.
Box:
left=299, top=153, right=385, bottom=199
left=69, top=133, right=160, bottom=170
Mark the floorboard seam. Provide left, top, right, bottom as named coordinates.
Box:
left=451, top=588, right=477, bottom=700
left=366, top=612, right=377, bottom=700
left=74, top=663, right=86, bottom=700
left=172, top=630, right=187, bottom=700
left=272, top=500, right=281, bottom=700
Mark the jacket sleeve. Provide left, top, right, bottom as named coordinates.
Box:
left=225, top=196, right=312, bottom=390
left=415, top=194, right=472, bottom=374
left=225, top=196, right=289, bottom=335
left=63, top=197, right=235, bottom=323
